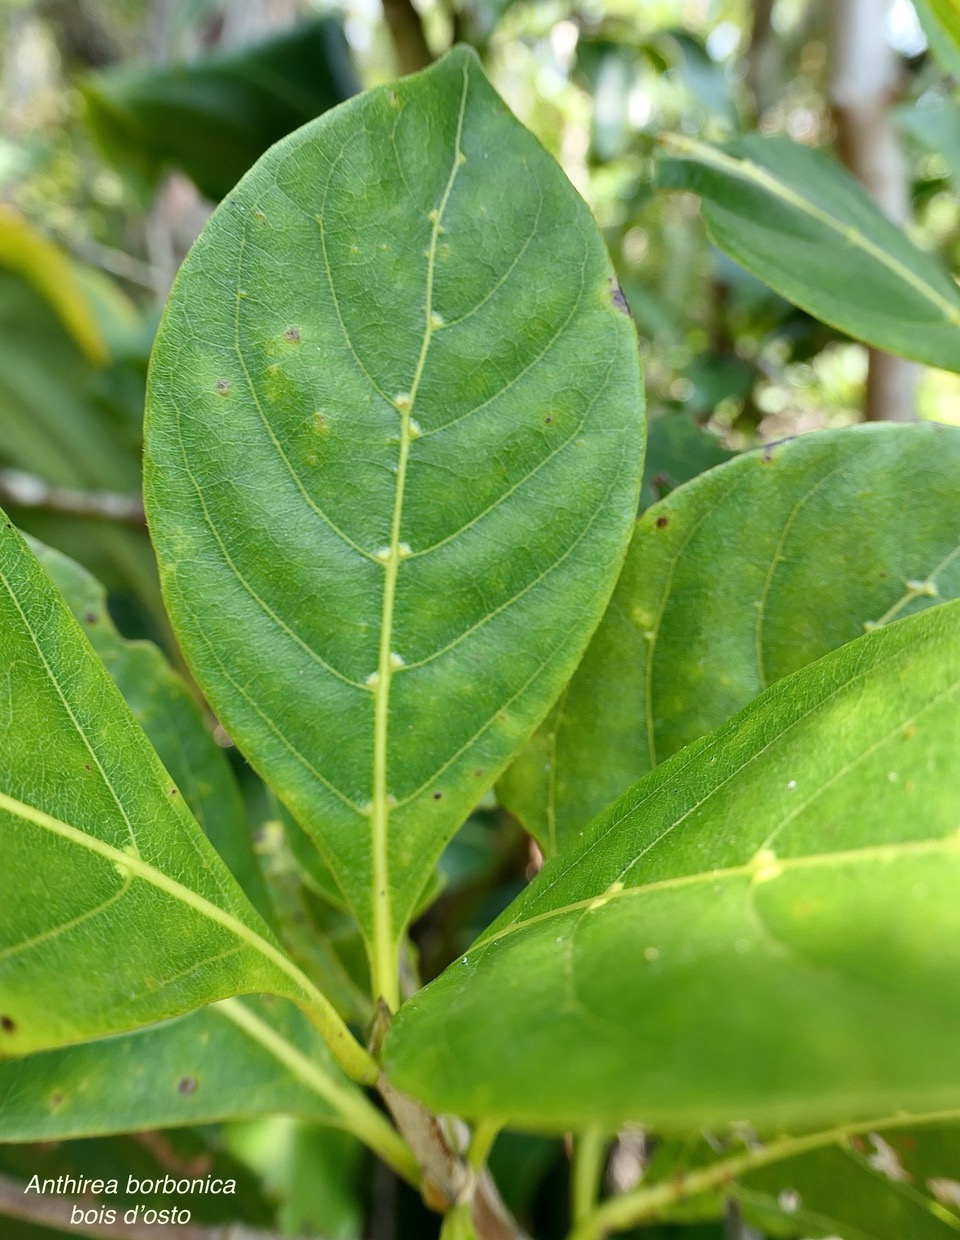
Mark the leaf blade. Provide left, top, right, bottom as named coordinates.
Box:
left=657, top=133, right=960, bottom=371
left=386, top=601, right=960, bottom=1131
left=0, top=520, right=367, bottom=1079
left=501, top=423, right=960, bottom=855
left=144, top=46, right=644, bottom=998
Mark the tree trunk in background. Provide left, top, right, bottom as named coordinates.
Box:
left=830, top=0, right=916, bottom=422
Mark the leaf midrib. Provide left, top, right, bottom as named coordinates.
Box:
left=368, top=57, right=470, bottom=1005
left=478, top=665, right=960, bottom=952
left=0, top=788, right=318, bottom=1003
left=660, top=133, right=960, bottom=328
left=475, top=833, right=960, bottom=952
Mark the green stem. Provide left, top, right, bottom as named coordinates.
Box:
left=439, top=1202, right=476, bottom=1240
left=570, top=1127, right=608, bottom=1227
left=568, top=1106, right=960, bottom=1240
left=467, top=1118, right=502, bottom=1171
left=215, top=999, right=419, bottom=1187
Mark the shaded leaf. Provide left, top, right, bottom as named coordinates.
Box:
left=82, top=19, right=358, bottom=202
left=657, top=133, right=960, bottom=371
left=225, top=1118, right=366, bottom=1240
left=0, top=999, right=347, bottom=1140
left=737, top=1136, right=960, bottom=1239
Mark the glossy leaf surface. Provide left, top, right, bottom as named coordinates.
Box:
left=386, top=601, right=960, bottom=1131
left=500, top=424, right=960, bottom=854
left=0, top=520, right=339, bottom=1058
left=144, top=46, right=644, bottom=998
left=658, top=133, right=960, bottom=371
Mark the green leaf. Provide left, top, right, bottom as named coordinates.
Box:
left=657, top=132, right=960, bottom=371
left=82, top=19, right=358, bottom=202
left=144, top=46, right=645, bottom=1004
left=0, top=519, right=369, bottom=1079
left=737, top=1133, right=960, bottom=1239
left=30, top=538, right=271, bottom=920
left=225, top=1118, right=366, bottom=1240
left=0, top=1000, right=347, bottom=1141
left=500, top=423, right=960, bottom=855
left=914, top=0, right=960, bottom=79
left=385, top=600, right=960, bottom=1131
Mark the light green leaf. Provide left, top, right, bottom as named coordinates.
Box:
left=385, top=601, right=960, bottom=1131
left=144, top=46, right=644, bottom=1004
left=500, top=424, right=960, bottom=855
left=914, top=0, right=960, bottom=80
left=30, top=537, right=271, bottom=920
left=657, top=132, right=960, bottom=371
left=0, top=519, right=368, bottom=1080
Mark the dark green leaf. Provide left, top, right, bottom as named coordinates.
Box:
left=82, top=19, right=358, bottom=201
left=0, top=1000, right=347, bottom=1140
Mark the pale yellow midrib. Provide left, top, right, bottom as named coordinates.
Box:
left=215, top=997, right=419, bottom=1185
left=0, top=788, right=371, bottom=1080
left=477, top=832, right=960, bottom=952
left=662, top=133, right=960, bottom=327
left=369, top=62, right=470, bottom=1008
left=215, top=996, right=361, bottom=1114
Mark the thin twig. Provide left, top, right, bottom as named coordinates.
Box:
left=0, top=1174, right=304, bottom=1240
left=0, top=470, right=146, bottom=525
left=381, top=0, right=433, bottom=74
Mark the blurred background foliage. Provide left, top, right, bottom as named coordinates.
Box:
left=2, top=1, right=960, bottom=1237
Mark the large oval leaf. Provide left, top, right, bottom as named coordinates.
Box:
left=657, top=133, right=960, bottom=371
left=144, top=46, right=644, bottom=1003
left=385, top=601, right=960, bottom=1132
left=0, top=518, right=365, bottom=1079
left=500, top=423, right=960, bottom=854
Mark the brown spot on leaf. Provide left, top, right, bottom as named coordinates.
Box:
left=214, top=379, right=231, bottom=396
left=1, top=1016, right=15, bottom=1033
left=177, top=1076, right=197, bottom=1096
left=169, top=787, right=178, bottom=797
left=432, top=791, right=443, bottom=801
left=284, top=326, right=301, bottom=343
left=84, top=611, right=97, bottom=624
left=655, top=516, right=669, bottom=529
left=50, top=1091, right=64, bottom=1109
